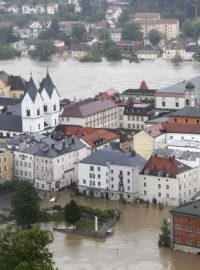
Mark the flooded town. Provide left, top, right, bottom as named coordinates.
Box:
left=1, top=0, right=200, bottom=269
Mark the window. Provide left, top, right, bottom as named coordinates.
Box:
left=90, top=166, right=94, bottom=171
left=97, top=167, right=101, bottom=171
left=158, top=184, right=161, bottom=189
left=26, top=109, right=30, bottom=116
left=175, top=102, right=179, bottom=107
left=37, top=108, right=40, bottom=115
left=127, top=179, right=130, bottom=184
left=185, top=118, right=188, bottom=123
left=144, top=182, right=146, bottom=187
left=111, top=184, right=114, bottom=189
left=158, top=192, right=161, bottom=197
left=111, top=169, right=113, bottom=174
left=127, top=186, right=130, bottom=191
left=83, top=179, right=86, bottom=184
left=197, top=119, right=200, bottom=124
left=127, top=171, right=130, bottom=176
left=38, top=124, right=40, bottom=130
left=162, top=101, right=165, bottom=107
left=198, top=241, right=200, bottom=247
left=166, top=185, right=169, bottom=190
left=44, top=105, right=47, bottom=112
left=197, top=228, right=200, bottom=234
left=174, top=118, right=177, bottom=123
left=98, top=182, right=101, bottom=187
left=186, top=239, right=192, bottom=246
left=98, top=174, right=101, bottom=179
left=90, top=180, right=92, bottom=186
left=166, top=194, right=169, bottom=198
left=144, top=190, right=147, bottom=195
left=111, top=177, right=114, bottom=181
left=185, top=99, right=189, bottom=106
left=53, top=104, right=56, bottom=111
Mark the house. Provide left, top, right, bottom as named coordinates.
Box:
left=0, top=149, right=13, bottom=183
left=155, top=76, right=200, bottom=111
left=0, top=71, right=27, bottom=98
left=35, top=5, right=46, bottom=14
left=170, top=201, right=200, bottom=253
left=70, top=44, right=90, bottom=59
left=22, top=5, right=37, bottom=14
left=106, top=5, right=122, bottom=28
left=138, top=154, right=199, bottom=205
left=121, top=80, right=157, bottom=103
left=133, top=123, right=166, bottom=159
left=7, top=5, right=19, bottom=14
left=163, top=40, right=186, bottom=60
left=133, top=13, right=179, bottom=40
left=10, top=40, right=28, bottom=55
left=108, top=28, right=122, bottom=42
left=47, top=3, right=58, bottom=15
left=29, top=21, right=50, bottom=39
left=137, top=45, right=160, bottom=60
left=118, top=101, right=154, bottom=130
left=34, top=136, right=89, bottom=191
left=60, top=97, right=118, bottom=128
left=61, top=126, right=120, bottom=151
left=67, top=0, right=81, bottom=12
left=78, top=148, right=145, bottom=201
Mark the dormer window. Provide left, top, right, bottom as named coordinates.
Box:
left=37, top=108, right=40, bottom=116
left=44, top=105, right=47, bottom=112
left=26, top=109, right=30, bottom=116
left=53, top=104, right=56, bottom=111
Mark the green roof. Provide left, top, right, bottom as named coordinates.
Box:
left=169, top=107, right=200, bottom=118
left=40, top=72, right=55, bottom=98
left=170, top=200, right=200, bottom=217
left=26, top=77, right=38, bottom=103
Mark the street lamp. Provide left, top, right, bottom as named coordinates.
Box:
left=190, top=3, right=198, bottom=20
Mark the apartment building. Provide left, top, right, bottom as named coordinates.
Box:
left=0, top=150, right=13, bottom=183
left=170, top=201, right=200, bottom=254
left=60, top=98, right=118, bottom=128
left=78, top=148, right=145, bottom=201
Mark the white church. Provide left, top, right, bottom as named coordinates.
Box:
left=0, top=72, right=60, bottom=137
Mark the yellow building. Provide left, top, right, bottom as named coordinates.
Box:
left=133, top=123, right=165, bottom=160
left=133, top=13, right=179, bottom=40
left=0, top=151, right=13, bottom=183
left=0, top=71, right=27, bottom=98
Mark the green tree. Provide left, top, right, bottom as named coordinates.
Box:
left=50, top=18, right=60, bottom=39
left=64, top=200, right=81, bottom=228
left=11, top=181, right=40, bottom=226
left=71, top=24, right=86, bottom=43
left=193, top=19, right=200, bottom=43
left=148, top=29, right=161, bottom=46
left=182, top=20, right=194, bottom=38
left=0, top=43, right=18, bottom=59
left=122, top=22, right=143, bottom=41
left=104, top=40, right=122, bottom=61
left=59, top=32, right=71, bottom=47
left=0, top=27, right=18, bottom=43
left=31, top=40, right=57, bottom=61
left=193, top=48, right=200, bottom=61
left=171, top=52, right=183, bottom=64
left=0, top=227, right=55, bottom=270
left=158, top=219, right=171, bottom=247
left=98, top=28, right=110, bottom=41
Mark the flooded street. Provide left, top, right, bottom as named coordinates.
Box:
left=1, top=57, right=200, bottom=100
left=40, top=192, right=200, bottom=270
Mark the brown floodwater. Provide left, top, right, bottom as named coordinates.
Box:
left=40, top=192, right=200, bottom=270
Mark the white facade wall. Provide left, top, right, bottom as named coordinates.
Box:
left=137, top=53, right=158, bottom=60
left=163, top=49, right=186, bottom=60
left=155, top=96, right=185, bottom=110
left=21, top=93, right=44, bottom=133
left=166, top=133, right=200, bottom=143
left=35, top=146, right=90, bottom=191
left=14, top=151, right=34, bottom=182
left=41, top=88, right=60, bottom=128
left=138, top=167, right=199, bottom=206
left=78, top=162, right=140, bottom=201
left=110, top=32, right=122, bottom=42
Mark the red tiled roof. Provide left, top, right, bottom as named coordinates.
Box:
left=141, top=155, right=190, bottom=178
left=162, top=122, right=200, bottom=134
left=139, top=80, right=148, bottom=91
left=63, top=126, right=120, bottom=148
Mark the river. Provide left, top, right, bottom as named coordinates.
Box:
left=1, top=57, right=200, bottom=269
left=1, top=57, right=200, bottom=100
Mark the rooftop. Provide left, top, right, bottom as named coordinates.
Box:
left=79, top=148, right=145, bottom=167
left=162, top=122, right=200, bottom=134
left=169, top=107, right=200, bottom=118
left=62, top=126, right=120, bottom=149
left=61, top=98, right=116, bottom=118
left=144, top=123, right=164, bottom=138
left=170, top=200, right=200, bottom=218
left=141, top=155, right=191, bottom=178
left=0, top=114, right=22, bottom=132
left=154, top=148, right=200, bottom=162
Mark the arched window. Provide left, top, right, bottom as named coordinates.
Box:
left=44, top=105, right=47, bottom=112
left=53, top=104, right=56, bottom=111
left=37, top=108, right=40, bottom=116
left=26, top=109, right=30, bottom=116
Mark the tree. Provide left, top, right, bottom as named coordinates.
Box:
left=11, top=181, right=40, bottom=226
left=171, top=53, right=183, bottom=64
left=104, top=40, right=122, bottom=61
left=50, top=18, right=60, bottom=39
left=193, top=48, right=200, bottom=61
left=182, top=20, right=194, bottom=38
left=98, top=28, right=110, bottom=41
left=31, top=40, right=57, bottom=61
left=193, top=19, right=200, bottom=43
left=0, top=43, right=18, bottom=59
left=158, top=219, right=171, bottom=247
left=122, top=22, right=143, bottom=41
left=0, top=227, right=55, bottom=270
left=71, top=24, right=86, bottom=44
left=59, top=32, right=71, bottom=47
left=148, top=29, right=161, bottom=46
left=64, top=200, right=81, bottom=228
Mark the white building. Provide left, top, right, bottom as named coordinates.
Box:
left=78, top=149, right=145, bottom=201
left=34, top=136, right=90, bottom=191
left=47, top=3, right=58, bottom=15
left=139, top=154, right=200, bottom=206
left=22, top=5, right=37, bottom=14
left=8, top=5, right=19, bottom=14
left=108, top=28, right=122, bottom=42
left=60, top=98, right=118, bottom=129
left=29, top=21, right=50, bottom=39
left=106, top=5, right=122, bottom=28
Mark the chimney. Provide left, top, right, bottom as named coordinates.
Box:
left=52, top=144, right=54, bottom=149
left=63, top=141, right=65, bottom=149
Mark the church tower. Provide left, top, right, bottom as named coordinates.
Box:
left=40, top=71, right=60, bottom=128
left=21, top=76, right=44, bottom=133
